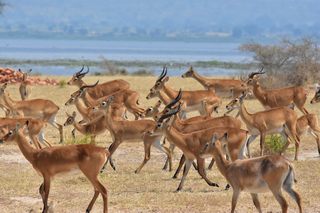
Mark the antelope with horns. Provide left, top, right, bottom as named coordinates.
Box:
left=200, top=135, right=302, bottom=213
left=226, top=92, right=301, bottom=160
left=245, top=67, right=309, bottom=114
left=0, top=83, right=64, bottom=143
left=1, top=121, right=109, bottom=213
left=182, top=66, right=248, bottom=98
left=67, top=66, right=130, bottom=100
left=0, top=117, right=51, bottom=149
left=146, top=66, right=221, bottom=118
left=150, top=104, right=248, bottom=191
left=94, top=96, right=172, bottom=173
left=18, top=68, right=32, bottom=100
left=155, top=90, right=242, bottom=174
left=75, top=81, right=144, bottom=119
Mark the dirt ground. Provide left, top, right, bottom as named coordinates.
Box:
left=0, top=75, right=319, bottom=213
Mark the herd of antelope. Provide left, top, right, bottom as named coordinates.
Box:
left=1, top=65, right=320, bottom=213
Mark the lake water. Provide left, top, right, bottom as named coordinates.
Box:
left=0, top=39, right=252, bottom=76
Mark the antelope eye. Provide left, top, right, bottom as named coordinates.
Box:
left=9, top=130, right=13, bottom=135
left=101, top=101, right=107, bottom=106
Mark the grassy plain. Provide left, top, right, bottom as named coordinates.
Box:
left=0, top=75, right=319, bottom=213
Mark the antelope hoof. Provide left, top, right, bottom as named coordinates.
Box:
left=172, top=174, right=178, bottom=179
left=209, top=182, right=219, bottom=187
left=134, top=169, right=140, bottom=174
left=86, top=209, right=90, bottom=213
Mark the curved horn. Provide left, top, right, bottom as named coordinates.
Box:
left=74, top=65, right=85, bottom=76
left=79, top=65, right=90, bottom=76
left=248, top=67, right=265, bottom=79
left=157, top=65, right=167, bottom=82
left=166, top=89, right=182, bottom=109
left=80, top=80, right=99, bottom=90
left=158, top=103, right=181, bottom=123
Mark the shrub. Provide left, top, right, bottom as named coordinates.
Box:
left=265, top=134, right=286, bottom=154
left=58, top=80, right=67, bottom=88
left=64, top=135, right=91, bottom=145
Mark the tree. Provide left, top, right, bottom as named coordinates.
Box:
left=240, top=38, right=320, bottom=86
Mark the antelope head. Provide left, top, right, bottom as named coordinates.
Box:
left=153, top=89, right=182, bottom=121
left=18, top=69, right=32, bottom=82
left=225, top=92, right=248, bottom=113
left=146, top=66, right=169, bottom=99
left=181, top=66, right=195, bottom=78
left=311, top=84, right=320, bottom=104
left=67, top=66, right=90, bottom=85
left=93, top=96, right=115, bottom=112
left=63, top=111, right=77, bottom=127
left=0, top=83, right=8, bottom=96
left=0, top=121, right=28, bottom=142
left=200, top=134, right=223, bottom=159
left=245, top=67, right=265, bottom=85
left=144, top=100, right=162, bottom=118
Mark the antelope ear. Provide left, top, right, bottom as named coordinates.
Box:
left=15, top=123, right=21, bottom=131
left=211, top=134, right=219, bottom=144
left=156, top=100, right=162, bottom=107
left=72, top=111, right=76, bottom=117
left=163, top=76, right=169, bottom=82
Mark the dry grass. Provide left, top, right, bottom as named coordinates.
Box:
left=0, top=75, right=320, bottom=213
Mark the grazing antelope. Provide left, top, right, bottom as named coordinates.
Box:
left=18, top=68, right=32, bottom=100
left=245, top=68, right=309, bottom=114
left=182, top=66, right=247, bottom=97
left=75, top=81, right=144, bottom=119
left=0, top=117, right=51, bottom=149
left=1, top=122, right=109, bottom=213
left=147, top=66, right=221, bottom=118
left=0, top=83, right=64, bottom=143
left=94, top=96, right=172, bottom=173
left=200, top=135, right=302, bottom=213
left=226, top=92, right=301, bottom=160
left=151, top=104, right=248, bottom=191
left=68, top=66, right=130, bottom=99
left=310, top=84, right=320, bottom=104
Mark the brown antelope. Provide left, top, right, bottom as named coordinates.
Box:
left=310, top=84, right=320, bottom=104
left=68, top=66, right=130, bottom=99
left=296, top=113, right=320, bottom=155
left=63, top=111, right=107, bottom=144
left=245, top=68, right=309, bottom=114
left=200, top=135, right=302, bottom=213
left=0, top=117, right=51, bottom=149
left=75, top=81, right=144, bottom=119
left=18, top=68, right=32, bottom=100
left=147, top=66, right=221, bottom=118
left=143, top=100, right=162, bottom=119
left=150, top=105, right=248, bottom=191
left=1, top=122, right=109, bottom=213
left=156, top=91, right=243, bottom=174
left=181, top=66, right=248, bottom=97
left=94, top=96, right=172, bottom=173
left=226, top=92, right=301, bottom=160
left=0, top=83, right=64, bottom=143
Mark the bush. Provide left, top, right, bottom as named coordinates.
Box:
left=64, top=135, right=91, bottom=145
left=265, top=134, right=286, bottom=154
left=240, top=38, right=320, bottom=87
left=58, top=80, right=67, bottom=88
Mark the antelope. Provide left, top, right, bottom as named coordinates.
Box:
left=64, top=92, right=126, bottom=138
left=143, top=100, right=162, bottom=119
left=245, top=68, right=309, bottom=114
left=226, top=92, right=301, bottom=160
left=181, top=66, right=247, bottom=97
left=310, top=84, right=320, bottom=104
left=68, top=66, right=130, bottom=99
left=146, top=66, right=221, bottom=118
left=1, top=121, right=109, bottom=213
left=94, top=96, right=172, bottom=173
left=76, top=81, right=144, bottom=119
left=0, top=83, right=64, bottom=143
left=18, top=68, right=32, bottom=100
left=296, top=113, right=320, bottom=155
left=0, top=117, right=51, bottom=149
left=156, top=91, right=242, bottom=174
left=150, top=105, right=248, bottom=191
left=200, top=135, right=302, bottom=213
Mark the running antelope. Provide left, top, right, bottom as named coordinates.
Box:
left=146, top=66, right=221, bottom=118
left=1, top=122, right=109, bottom=213
left=150, top=105, right=247, bottom=191
left=68, top=66, right=130, bottom=100
left=226, top=92, right=301, bottom=160
left=18, top=68, right=32, bottom=100
left=182, top=66, right=247, bottom=97
left=245, top=68, right=309, bottom=114
left=0, top=83, right=64, bottom=143
left=94, top=96, right=172, bottom=173
left=76, top=81, right=144, bottom=119
left=200, top=135, right=302, bottom=213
